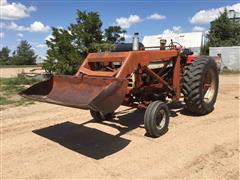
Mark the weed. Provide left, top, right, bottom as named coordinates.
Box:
left=0, top=75, right=41, bottom=107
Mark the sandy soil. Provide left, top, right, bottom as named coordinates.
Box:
left=0, top=67, right=44, bottom=78
left=1, top=75, right=239, bottom=179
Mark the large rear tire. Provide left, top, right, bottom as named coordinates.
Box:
left=182, top=56, right=219, bottom=115
left=144, top=101, right=169, bottom=138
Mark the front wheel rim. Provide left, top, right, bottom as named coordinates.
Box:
left=156, top=109, right=166, bottom=130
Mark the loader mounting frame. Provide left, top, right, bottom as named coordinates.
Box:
left=76, top=49, right=182, bottom=109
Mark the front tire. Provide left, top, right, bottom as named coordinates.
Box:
left=90, top=110, right=114, bottom=122
left=144, top=101, right=170, bottom=138
left=182, top=56, right=219, bottom=115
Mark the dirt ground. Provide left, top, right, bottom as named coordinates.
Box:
left=0, top=67, right=44, bottom=78
left=1, top=75, right=239, bottom=179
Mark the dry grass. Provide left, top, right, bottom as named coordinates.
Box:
left=0, top=74, right=41, bottom=108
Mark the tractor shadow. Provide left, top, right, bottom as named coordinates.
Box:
left=99, top=108, right=145, bottom=137
left=32, top=104, right=196, bottom=159
left=168, top=101, right=211, bottom=117
left=168, top=101, right=185, bottom=117
left=33, top=109, right=144, bottom=160
left=168, top=101, right=200, bottom=117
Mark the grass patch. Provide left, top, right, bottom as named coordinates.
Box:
left=0, top=74, right=42, bottom=107
left=220, top=69, right=240, bottom=75
left=0, top=74, right=39, bottom=85
left=0, top=96, right=15, bottom=105
left=0, top=65, right=41, bottom=68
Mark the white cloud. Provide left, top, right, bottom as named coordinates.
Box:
left=192, top=26, right=206, bottom=32
left=0, top=0, right=36, bottom=20
left=29, top=21, right=50, bottom=32
left=2, top=21, right=50, bottom=32
left=190, top=3, right=240, bottom=24
left=172, top=26, right=182, bottom=33
left=67, top=29, right=72, bottom=35
left=36, top=44, right=47, bottom=48
left=204, top=30, right=209, bottom=36
left=45, top=34, right=53, bottom=41
left=115, top=15, right=142, bottom=28
left=163, top=26, right=182, bottom=35
left=0, top=32, right=4, bottom=38
left=147, top=13, right=166, bottom=20
left=119, top=33, right=132, bottom=39
left=17, top=33, right=23, bottom=37
left=124, top=34, right=132, bottom=39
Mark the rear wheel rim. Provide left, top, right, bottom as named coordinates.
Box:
left=155, top=109, right=166, bottom=130
left=203, top=68, right=216, bottom=103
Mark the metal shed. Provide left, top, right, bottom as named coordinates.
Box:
left=142, top=32, right=204, bottom=55
left=209, top=46, right=240, bottom=70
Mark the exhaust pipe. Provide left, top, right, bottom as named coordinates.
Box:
left=132, top=32, right=139, bottom=51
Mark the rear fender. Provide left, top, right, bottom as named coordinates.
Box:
left=186, top=55, right=197, bottom=64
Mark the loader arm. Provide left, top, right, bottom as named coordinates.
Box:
left=77, top=50, right=179, bottom=79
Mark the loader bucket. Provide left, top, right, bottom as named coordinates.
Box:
left=20, top=75, right=128, bottom=113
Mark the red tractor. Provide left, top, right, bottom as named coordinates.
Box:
left=21, top=33, right=219, bottom=138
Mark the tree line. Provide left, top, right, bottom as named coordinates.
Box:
left=0, top=40, right=37, bottom=65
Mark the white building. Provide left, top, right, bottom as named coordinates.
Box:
left=228, top=10, right=240, bottom=23
left=209, top=46, right=240, bottom=70
left=142, top=32, right=205, bottom=55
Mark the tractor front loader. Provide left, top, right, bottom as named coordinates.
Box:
left=21, top=33, right=219, bottom=138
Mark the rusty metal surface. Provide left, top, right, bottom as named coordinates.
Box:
left=22, top=48, right=183, bottom=112
left=142, top=66, right=174, bottom=92
left=77, top=50, right=178, bottom=78
left=172, top=56, right=182, bottom=101
left=20, top=75, right=128, bottom=113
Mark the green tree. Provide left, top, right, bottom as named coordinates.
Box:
left=70, top=10, right=104, bottom=55
left=0, top=47, right=11, bottom=65
left=12, top=40, right=37, bottom=65
left=208, top=9, right=240, bottom=47
left=43, top=10, right=126, bottom=75
left=201, top=43, right=209, bottom=55
left=104, top=26, right=126, bottom=44
left=43, top=28, right=83, bottom=74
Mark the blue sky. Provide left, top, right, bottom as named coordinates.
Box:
left=1, top=0, right=240, bottom=60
